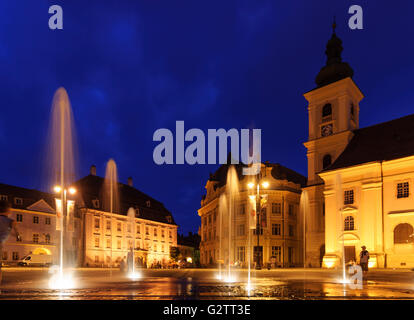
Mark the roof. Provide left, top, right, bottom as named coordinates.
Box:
left=0, top=183, right=56, bottom=212
left=324, top=114, right=414, bottom=172
left=207, top=162, right=307, bottom=188
left=74, top=175, right=177, bottom=226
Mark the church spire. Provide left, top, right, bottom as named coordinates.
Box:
left=315, top=19, right=354, bottom=88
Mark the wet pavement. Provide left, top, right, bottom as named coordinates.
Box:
left=1, top=268, right=414, bottom=300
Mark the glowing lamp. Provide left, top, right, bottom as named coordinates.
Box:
left=68, top=187, right=77, bottom=195
left=247, top=182, right=255, bottom=189
left=53, top=186, right=62, bottom=193
left=262, top=181, right=269, bottom=188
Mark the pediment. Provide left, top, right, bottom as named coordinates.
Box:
left=26, top=199, right=55, bottom=214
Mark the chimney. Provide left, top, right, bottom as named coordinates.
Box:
left=90, top=165, right=96, bottom=176
left=127, top=177, right=133, bottom=187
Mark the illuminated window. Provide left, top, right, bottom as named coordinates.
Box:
left=94, top=237, right=100, bottom=248
left=33, top=216, right=39, bottom=224
left=394, top=223, right=414, bottom=244
left=271, top=246, right=281, bottom=261
left=33, top=233, right=39, bottom=243
left=94, top=218, right=100, bottom=229
left=272, top=203, right=281, bottom=215
left=117, top=222, right=122, bottom=232
left=161, top=230, right=165, bottom=238
left=344, top=216, right=355, bottom=231
left=272, top=223, right=281, bottom=236
left=106, top=220, right=111, bottom=230
left=136, top=224, right=141, bottom=234
left=397, top=182, right=409, bottom=199
left=106, top=238, right=111, bottom=248
left=12, top=252, right=19, bottom=260
left=344, top=190, right=354, bottom=205
left=45, top=217, right=51, bottom=225
left=154, top=228, right=157, bottom=237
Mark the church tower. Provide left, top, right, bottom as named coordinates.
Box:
left=303, top=22, right=364, bottom=266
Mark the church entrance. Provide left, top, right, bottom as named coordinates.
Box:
left=344, top=246, right=356, bottom=263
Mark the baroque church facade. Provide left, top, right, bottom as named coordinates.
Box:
left=305, top=25, right=414, bottom=269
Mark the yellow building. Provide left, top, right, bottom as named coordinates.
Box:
left=304, top=26, right=414, bottom=268
left=199, top=162, right=306, bottom=268
left=75, top=166, right=178, bottom=268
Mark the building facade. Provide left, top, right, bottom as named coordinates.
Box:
left=199, top=162, right=306, bottom=268
left=305, top=26, right=414, bottom=268
left=0, top=166, right=178, bottom=268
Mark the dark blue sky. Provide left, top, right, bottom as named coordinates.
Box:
left=1, top=1, right=414, bottom=234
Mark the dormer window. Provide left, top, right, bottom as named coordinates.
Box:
left=166, top=216, right=172, bottom=223
left=146, top=200, right=151, bottom=208
left=0, top=195, right=8, bottom=201
left=322, top=103, right=332, bottom=120
left=92, top=199, right=100, bottom=209
left=14, top=197, right=23, bottom=205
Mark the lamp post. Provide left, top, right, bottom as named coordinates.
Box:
left=248, top=174, right=269, bottom=270
left=54, top=185, right=76, bottom=274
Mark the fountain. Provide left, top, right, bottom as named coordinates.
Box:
left=103, top=159, right=120, bottom=276
left=335, top=173, right=348, bottom=285
left=299, top=189, right=309, bottom=267
left=47, top=87, right=77, bottom=289
left=127, top=207, right=141, bottom=280
left=217, top=194, right=227, bottom=280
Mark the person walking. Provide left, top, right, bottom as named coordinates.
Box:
left=0, top=200, right=21, bottom=285
left=359, top=245, right=370, bottom=279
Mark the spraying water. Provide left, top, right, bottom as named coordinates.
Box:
left=335, top=173, right=347, bottom=284
left=127, top=207, right=141, bottom=279
left=217, top=194, right=227, bottom=280
left=300, top=189, right=309, bottom=267
left=226, top=165, right=239, bottom=282
left=103, top=159, right=120, bottom=276
left=47, top=87, right=77, bottom=289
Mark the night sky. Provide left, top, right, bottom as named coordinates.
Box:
left=1, top=1, right=414, bottom=234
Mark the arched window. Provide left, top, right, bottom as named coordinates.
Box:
left=344, top=216, right=354, bottom=231
left=323, top=154, right=332, bottom=169
left=322, top=103, right=332, bottom=118
left=394, top=223, right=414, bottom=244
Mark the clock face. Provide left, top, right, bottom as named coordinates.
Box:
left=321, top=124, right=333, bottom=137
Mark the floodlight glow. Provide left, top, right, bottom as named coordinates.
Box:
left=68, top=187, right=76, bottom=195
left=262, top=181, right=269, bottom=188
left=247, top=182, right=255, bottom=189
left=53, top=185, right=62, bottom=193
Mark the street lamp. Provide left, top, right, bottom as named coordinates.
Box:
left=247, top=174, right=269, bottom=270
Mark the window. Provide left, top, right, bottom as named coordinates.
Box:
left=146, top=227, right=149, bottom=235
left=237, top=224, right=245, bottom=236
left=169, top=230, right=172, bottom=238
left=33, top=234, right=39, bottom=243
left=92, top=199, right=100, bottom=208
left=95, top=256, right=99, bottom=263
left=45, top=234, right=51, bottom=244
left=239, top=204, right=246, bottom=215
left=167, top=216, right=172, bottom=223
left=136, top=224, right=141, bottom=234
left=117, top=222, right=122, bottom=232
left=33, top=216, right=39, bottom=224
left=322, top=103, right=332, bottom=118
left=16, top=214, right=23, bottom=222
left=146, top=200, right=151, bottom=207
left=237, top=246, right=245, bottom=262
left=117, top=240, right=121, bottom=249
left=272, top=203, right=281, bottom=215
left=272, top=223, right=281, bottom=236
left=106, top=220, right=111, bottom=231
left=344, top=216, right=355, bottom=231
left=397, top=182, right=409, bottom=199
left=94, top=237, right=100, bottom=248
left=394, top=223, right=414, bottom=244
left=45, top=217, right=51, bottom=225
left=271, top=246, right=281, bottom=261
left=154, top=228, right=158, bottom=237
left=208, top=215, right=211, bottom=224
left=323, top=154, right=332, bottom=170
left=344, top=190, right=354, bottom=205
left=253, top=228, right=263, bottom=235
left=12, top=252, right=19, bottom=260
left=288, top=204, right=295, bottom=216
left=162, top=230, right=165, bottom=238
left=106, top=238, right=111, bottom=248
left=0, top=195, right=8, bottom=201
left=94, top=218, right=100, bottom=229
left=288, top=225, right=294, bottom=237
left=2, top=251, right=8, bottom=260
left=213, top=211, right=217, bottom=222
left=14, top=197, right=23, bottom=205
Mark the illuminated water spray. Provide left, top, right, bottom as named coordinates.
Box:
left=127, top=207, right=141, bottom=280
left=47, top=87, right=77, bottom=289
left=103, top=159, right=119, bottom=277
